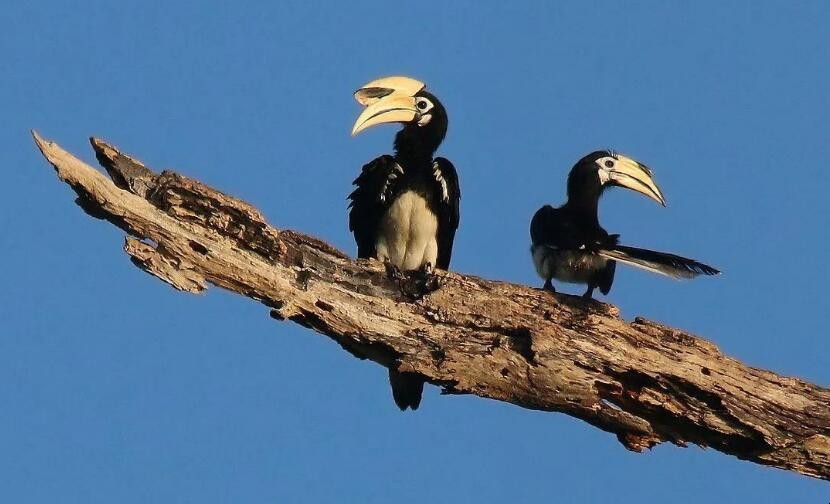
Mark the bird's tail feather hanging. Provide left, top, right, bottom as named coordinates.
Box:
left=389, top=369, right=424, bottom=411
left=597, top=245, right=720, bottom=279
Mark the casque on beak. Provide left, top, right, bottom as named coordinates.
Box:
left=351, top=76, right=426, bottom=136
left=602, top=155, right=667, bottom=207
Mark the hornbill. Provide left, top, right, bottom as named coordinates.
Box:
left=348, top=76, right=460, bottom=410
left=530, top=151, right=719, bottom=298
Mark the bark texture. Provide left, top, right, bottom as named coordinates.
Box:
left=33, top=132, right=830, bottom=481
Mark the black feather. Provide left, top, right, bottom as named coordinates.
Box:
left=388, top=369, right=424, bottom=411
left=432, top=157, right=461, bottom=269
left=347, top=155, right=401, bottom=259
left=598, top=245, right=721, bottom=279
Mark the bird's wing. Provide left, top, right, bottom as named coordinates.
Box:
left=531, top=206, right=619, bottom=251
left=348, top=155, right=403, bottom=259
left=530, top=205, right=588, bottom=250
left=432, top=157, right=461, bottom=269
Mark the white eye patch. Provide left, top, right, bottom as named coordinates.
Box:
left=596, top=156, right=617, bottom=184
left=414, top=97, right=434, bottom=126
left=415, top=97, right=434, bottom=113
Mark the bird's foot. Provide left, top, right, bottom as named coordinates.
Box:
left=541, top=279, right=556, bottom=293
left=581, top=286, right=595, bottom=300
left=384, top=261, right=405, bottom=282
left=420, top=261, right=434, bottom=276
left=386, top=262, right=442, bottom=300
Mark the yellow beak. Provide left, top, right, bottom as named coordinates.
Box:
left=604, top=155, right=667, bottom=207
left=352, top=93, right=422, bottom=136
left=351, top=76, right=426, bottom=136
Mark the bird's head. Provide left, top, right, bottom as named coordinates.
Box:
left=351, top=76, right=447, bottom=154
left=567, top=150, right=666, bottom=207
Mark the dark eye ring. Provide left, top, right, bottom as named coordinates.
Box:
left=417, top=100, right=429, bottom=110
left=604, top=160, right=614, bottom=168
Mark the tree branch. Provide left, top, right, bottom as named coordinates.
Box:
left=33, top=131, right=830, bottom=481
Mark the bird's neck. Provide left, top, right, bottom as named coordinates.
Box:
left=394, top=124, right=441, bottom=168
left=565, top=193, right=601, bottom=226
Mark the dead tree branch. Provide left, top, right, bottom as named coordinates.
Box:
left=32, top=132, right=830, bottom=481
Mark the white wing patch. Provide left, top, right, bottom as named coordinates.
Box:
left=378, top=162, right=405, bottom=203
left=432, top=162, right=450, bottom=202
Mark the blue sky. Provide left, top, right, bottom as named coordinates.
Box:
left=2, top=0, right=828, bottom=501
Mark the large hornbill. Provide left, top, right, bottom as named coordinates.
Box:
left=531, top=151, right=719, bottom=298
left=348, top=76, right=460, bottom=410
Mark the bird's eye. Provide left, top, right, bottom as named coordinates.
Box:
left=604, top=159, right=614, bottom=168
left=417, top=99, right=429, bottom=110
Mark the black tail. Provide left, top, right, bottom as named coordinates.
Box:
left=597, top=245, right=720, bottom=279
left=388, top=369, right=424, bottom=411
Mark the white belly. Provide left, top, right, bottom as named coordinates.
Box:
left=376, top=191, right=439, bottom=271
left=531, top=245, right=607, bottom=285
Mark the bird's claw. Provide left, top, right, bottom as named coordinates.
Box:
left=385, top=261, right=441, bottom=300
left=384, top=261, right=405, bottom=281
left=581, top=286, right=598, bottom=301
left=420, top=262, right=434, bottom=276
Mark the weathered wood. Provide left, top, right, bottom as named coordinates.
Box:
left=33, top=132, right=830, bottom=481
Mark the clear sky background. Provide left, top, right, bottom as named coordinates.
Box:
left=2, top=1, right=828, bottom=502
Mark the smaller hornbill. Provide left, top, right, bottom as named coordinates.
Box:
left=348, top=76, right=460, bottom=410
left=530, top=151, right=719, bottom=298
